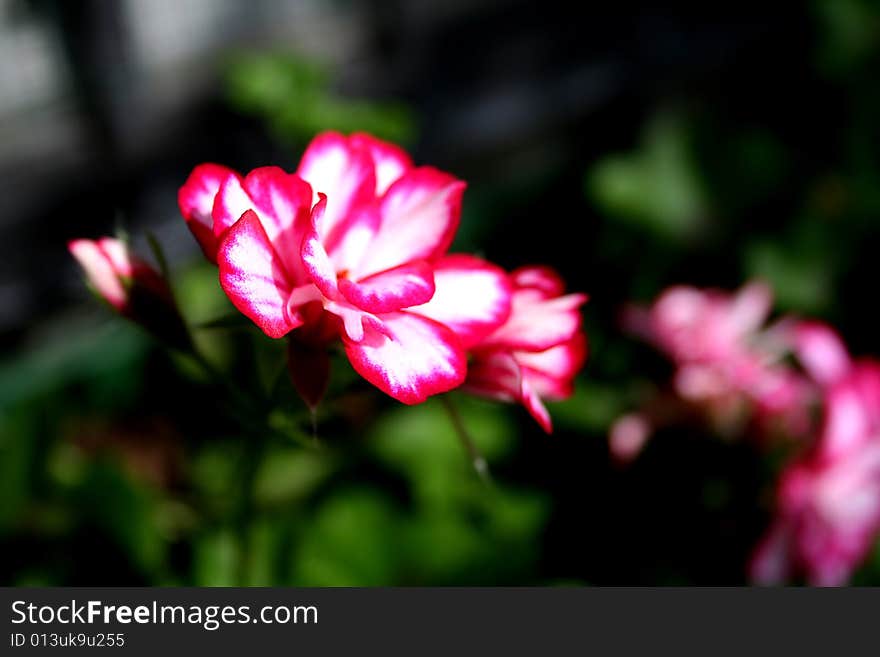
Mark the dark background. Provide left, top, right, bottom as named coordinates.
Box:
left=2, top=0, right=879, bottom=585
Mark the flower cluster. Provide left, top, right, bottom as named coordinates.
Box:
left=751, top=325, right=880, bottom=586
left=610, top=282, right=812, bottom=460
left=71, top=132, right=587, bottom=431
left=614, top=281, right=880, bottom=584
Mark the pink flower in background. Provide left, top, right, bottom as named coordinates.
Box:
left=608, top=412, right=652, bottom=464
left=627, top=282, right=802, bottom=408
left=629, top=281, right=772, bottom=366
left=751, top=360, right=880, bottom=586
left=180, top=132, right=512, bottom=405
left=68, top=237, right=172, bottom=315
left=789, top=320, right=852, bottom=388
left=614, top=281, right=814, bottom=455
left=69, top=237, right=190, bottom=349
left=615, top=281, right=880, bottom=584
left=453, top=266, right=588, bottom=433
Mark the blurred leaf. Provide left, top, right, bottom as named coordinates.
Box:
left=225, top=51, right=416, bottom=145
left=191, top=442, right=243, bottom=518
left=174, top=262, right=235, bottom=370
left=400, top=485, right=549, bottom=584
left=193, top=529, right=239, bottom=586
left=368, top=396, right=516, bottom=507
left=145, top=231, right=171, bottom=280
left=0, top=319, right=148, bottom=409
left=75, top=463, right=166, bottom=578
left=46, top=441, right=88, bottom=489
left=551, top=380, right=631, bottom=433
left=193, top=313, right=257, bottom=331
left=0, top=405, right=37, bottom=531
left=293, top=487, right=399, bottom=586
left=587, top=112, right=707, bottom=241
left=253, top=447, right=336, bottom=509
left=814, top=0, right=880, bottom=76
left=243, top=518, right=283, bottom=586
left=745, top=240, right=832, bottom=313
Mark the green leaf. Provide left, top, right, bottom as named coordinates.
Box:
left=193, top=529, right=239, bottom=586
left=550, top=380, right=631, bottom=433
left=75, top=463, right=167, bottom=578
left=253, top=447, right=336, bottom=509
left=192, top=313, right=256, bottom=331
left=224, top=50, right=417, bottom=145
left=745, top=240, right=832, bottom=313
left=293, top=487, right=399, bottom=586
left=368, top=396, right=516, bottom=508
left=587, top=112, right=707, bottom=241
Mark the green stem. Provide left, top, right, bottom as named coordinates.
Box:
left=440, top=395, right=491, bottom=484
left=183, top=344, right=270, bottom=584
left=235, top=429, right=268, bottom=585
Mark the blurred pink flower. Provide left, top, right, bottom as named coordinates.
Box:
left=457, top=266, right=588, bottom=433
left=751, top=360, right=880, bottom=586
left=609, top=412, right=651, bottom=464
left=180, top=132, right=512, bottom=405
left=789, top=320, right=852, bottom=387
left=614, top=281, right=814, bottom=453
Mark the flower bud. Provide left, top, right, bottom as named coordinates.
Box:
left=69, top=237, right=190, bottom=349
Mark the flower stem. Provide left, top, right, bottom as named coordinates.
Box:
left=235, top=428, right=268, bottom=585
left=440, top=395, right=491, bottom=484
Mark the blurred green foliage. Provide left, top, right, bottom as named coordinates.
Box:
left=587, top=112, right=707, bottom=242
left=225, top=51, right=417, bottom=146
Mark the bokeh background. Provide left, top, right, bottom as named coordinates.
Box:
left=2, top=0, right=880, bottom=585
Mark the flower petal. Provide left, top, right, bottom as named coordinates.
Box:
left=217, top=210, right=301, bottom=339
left=521, top=379, right=553, bottom=433
left=749, top=519, right=793, bottom=585
left=96, top=237, right=135, bottom=278
left=727, top=281, right=773, bottom=337
left=793, top=321, right=851, bottom=386
left=178, top=163, right=239, bottom=261
left=517, top=333, right=588, bottom=400
left=350, top=132, right=412, bottom=195
left=300, top=195, right=340, bottom=300
left=481, top=290, right=588, bottom=352
left=356, top=167, right=465, bottom=278
left=463, top=350, right=522, bottom=402
left=324, top=204, right=381, bottom=274
left=339, top=261, right=435, bottom=314
left=609, top=413, right=652, bottom=465
left=820, top=380, right=874, bottom=461
left=213, top=167, right=314, bottom=282
left=69, top=239, right=128, bottom=310
left=343, top=312, right=466, bottom=404
left=296, top=131, right=376, bottom=247
left=511, top=265, right=566, bottom=297
left=409, top=255, right=512, bottom=348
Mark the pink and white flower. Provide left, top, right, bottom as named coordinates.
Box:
left=751, top=359, right=880, bottom=586
left=180, top=132, right=512, bottom=405
left=445, top=266, right=588, bottom=433
left=178, top=163, right=241, bottom=263
left=68, top=237, right=172, bottom=315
